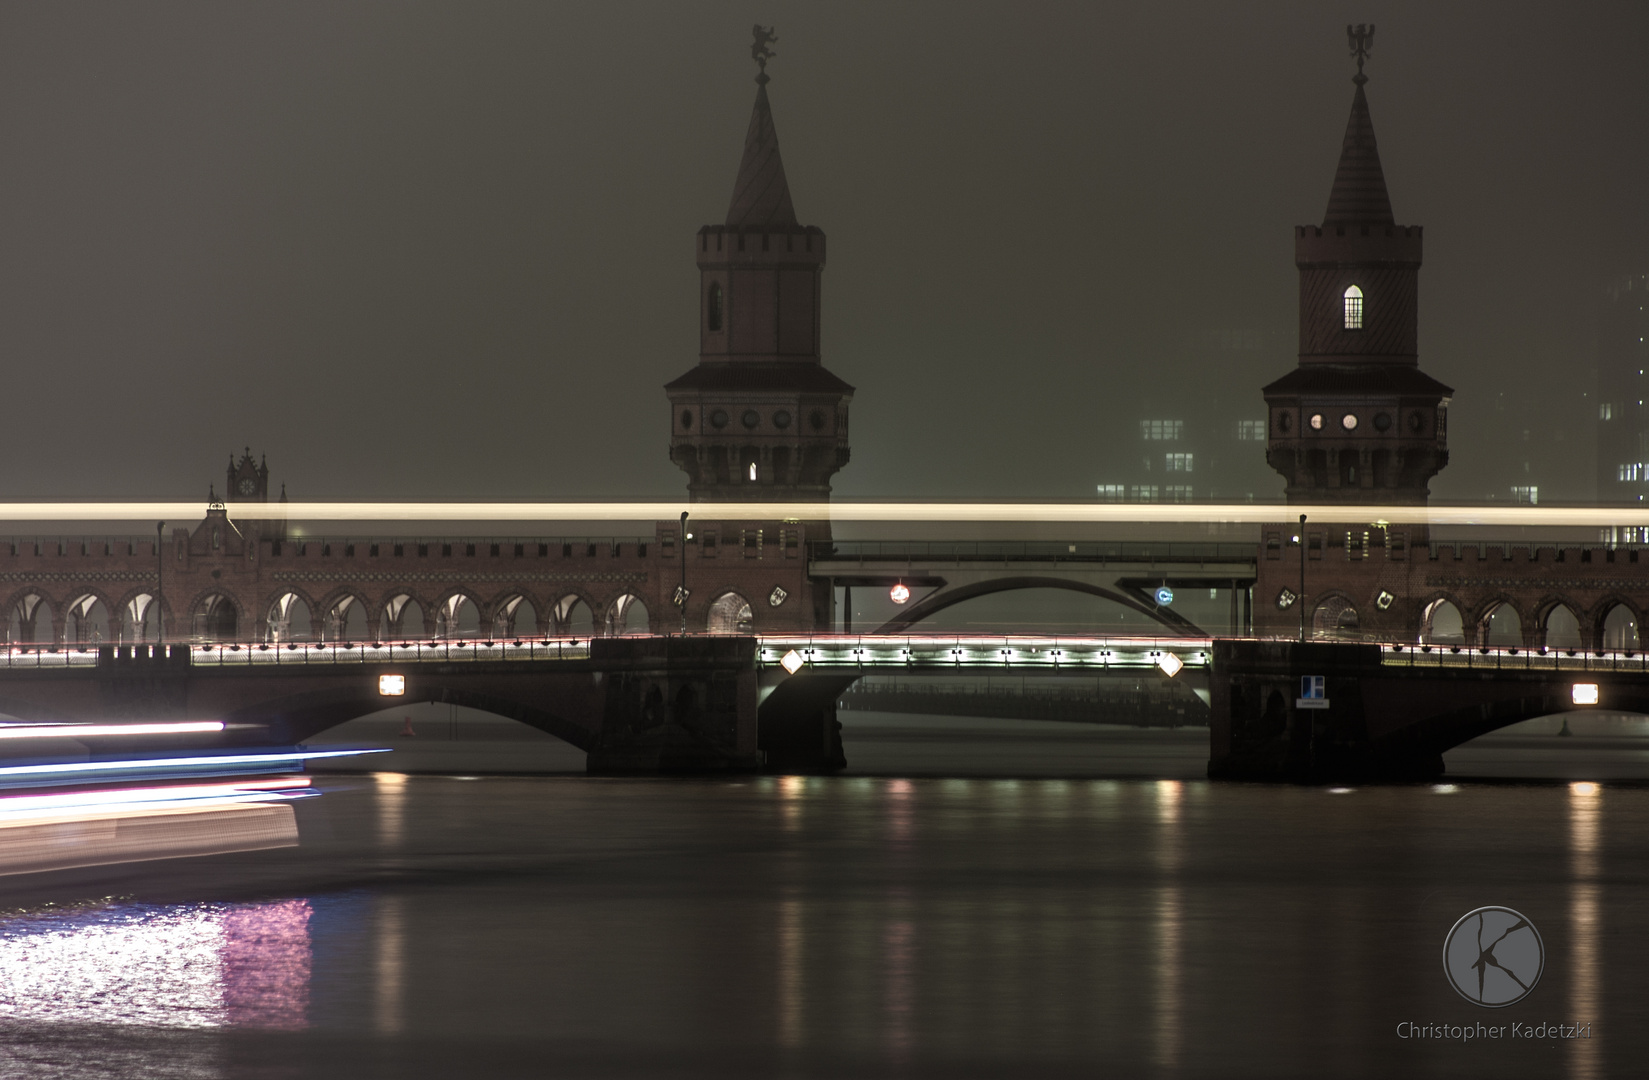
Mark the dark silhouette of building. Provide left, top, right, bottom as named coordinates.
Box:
left=664, top=63, right=853, bottom=502
left=1596, top=273, right=1649, bottom=505
left=1261, top=59, right=1451, bottom=505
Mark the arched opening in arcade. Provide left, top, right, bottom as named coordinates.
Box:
left=7, top=594, right=52, bottom=645
left=123, top=594, right=158, bottom=643
left=707, top=591, right=753, bottom=634
left=266, top=593, right=313, bottom=644
left=1601, top=604, right=1640, bottom=651
left=323, top=596, right=370, bottom=642
left=605, top=594, right=650, bottom=636
left=64, top=595, right=111, bottom=645
left=492, top=595, right=538, bottom=639
left=553, top=594, right=594, bottom=637
left=435, top=594, right=481, bottom=639
left=1543, top=604, right=1582, bottom=650
left=193, top=594, right=238, bottom=642
left=1311, top=596, right=1359, bottom=640
left=1480, top=602, right=1522, bottom=648
left=383, top=595, right=424, bottom=640
left=1419, top=598, right=1464, bottom=644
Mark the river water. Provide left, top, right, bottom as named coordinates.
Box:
left=1, top=712, right=1646, bottom=1079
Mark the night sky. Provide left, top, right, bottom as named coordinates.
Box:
left=0, top=2, right=1641, bottom=504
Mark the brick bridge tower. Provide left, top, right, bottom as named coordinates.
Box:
left=1262, top=32, right=1451, bottom=505
left=665, top=48, right=853, bottom=502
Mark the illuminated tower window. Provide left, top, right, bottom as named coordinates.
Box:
left=748, top=462, right=758, bottom=481
left=1343, top=285, right=1364, bottom=330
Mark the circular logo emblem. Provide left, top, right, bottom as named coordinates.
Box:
left=1443, top=906, right=1544, bottom=1007
left=1155, top=586, right=1174, bottom=606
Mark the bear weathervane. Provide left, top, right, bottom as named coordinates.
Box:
left=1347, top=23, right=1374, bottom=83
left=751, top=24, right=777, bottom=83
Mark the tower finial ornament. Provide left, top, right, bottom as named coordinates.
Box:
left=751, top=24, right=777, bottom=85
left=1347, top=23, right=1374, bottom=84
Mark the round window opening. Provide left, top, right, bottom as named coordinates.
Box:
left=809, top=409, right=827, bottom=431
left=773, top=410, right=792, bottom=430
left=741, top=409, right=760, bottom=429
left=680, top=410, right=694, bottom=430
left=710, top=409, right=729, bottom=430
left=1309, top=414, right=1324, bottom=430
left=1373, top=412, right=1392, bottom=432
left=1341, top=413, right=1358, bottom=431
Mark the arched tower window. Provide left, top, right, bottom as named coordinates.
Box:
left=707, top=282, right=724, bottom=332
left=1343, top=284, right=1364, bottom=330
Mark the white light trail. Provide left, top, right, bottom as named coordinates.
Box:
left=0, top=721, right=224, bottom=740
left=0, top=748, right=387, bottom=780
left=1, top=501, right=1649, bottom=527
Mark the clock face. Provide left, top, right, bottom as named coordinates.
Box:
left=238, top=477, right=257, bottom=496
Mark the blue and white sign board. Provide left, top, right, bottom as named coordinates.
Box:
left=1155, top=586, right=1175, bottom=606
left=1296, top=675, right=1329, bottom=710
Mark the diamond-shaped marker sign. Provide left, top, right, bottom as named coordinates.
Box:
left=780, top=649, right=804, bottom=674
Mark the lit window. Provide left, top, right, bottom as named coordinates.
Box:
left=1096, top=484, right=1126, bottom=502
left=1129, top=484, right=1159, bottom=502
left=1620, top=464, right=1643, bottom=483
left=1511, top=486, right=1539, bottom=505
left=1235, top=420, right=1266, bottom=440
left=748, top=462, right=758, bottom=481
left=1164, top=485, right=1193, bottom=502
left=1165, top=453, right=1193, bottom=472
left=1601, top=403, right=1614, bottom=421
left=1140, top=420, right=1183, bottom=441
left=1343, top=285, right=1363, bottom=329
left=1310, top=413, right=1324, bottom=430
left=1341, top=413, right=1358, bottom=430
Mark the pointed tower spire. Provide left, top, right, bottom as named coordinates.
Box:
left=726, top=26, right=796, bottom=227
left=1323, top=24, right=1393, bottom=225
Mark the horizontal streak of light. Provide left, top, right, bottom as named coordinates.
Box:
left=0, top=776, right=311, bottom=816
left=0, top=748, right=387, bottom=780
left=0, top=721, right=224, bottom=740
left=0, top=791, right=317, bottom=826
left=0, top=501, right=1644, bottom=526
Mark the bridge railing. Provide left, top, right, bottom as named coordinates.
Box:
left=0, top=639, right=596, bottom=669
left=1379, top=642, right=1649, bottom=674
left=813, top=540, right=1258, bottom=563
left=754, top=634, right=1216, bottom=672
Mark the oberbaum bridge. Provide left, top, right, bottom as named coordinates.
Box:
left=0, top=35, right=1645, bottom=783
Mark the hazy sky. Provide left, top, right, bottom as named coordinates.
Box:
left=0, top=2, right=1641, bottom=503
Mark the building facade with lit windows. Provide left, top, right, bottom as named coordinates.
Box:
left=1596, top=273, right=1649, bottom=504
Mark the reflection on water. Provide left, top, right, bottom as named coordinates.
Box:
left=0, top=775, right=1640, bottom=1078
left=1153, top=780, right=1184, bottom=1073
left=1570, top=781, right=1602, bottom=1080
left=0, top=900, right=310, bottom=1029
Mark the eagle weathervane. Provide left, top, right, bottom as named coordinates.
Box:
left=1347, top=23, right=1374, bottom=83
left=751, top=24, right=777, bottom=84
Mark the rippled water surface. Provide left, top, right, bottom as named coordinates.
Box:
left=1, top=734, right=1646, bottom=1078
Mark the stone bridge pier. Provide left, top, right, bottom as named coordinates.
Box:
left=1208, top=638, right=1646, bottom=783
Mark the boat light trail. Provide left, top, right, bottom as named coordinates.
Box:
left=0, top=721, right=225, bottom=740
left=0, top=748, right=387, bottom=781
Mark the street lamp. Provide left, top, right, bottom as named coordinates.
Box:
left=155, top=521, right=165, bottom=649
left=1298, top=513, right=1307, bottom=643
left=678, top=511, right=689, bottom=634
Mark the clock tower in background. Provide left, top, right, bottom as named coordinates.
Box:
left=226, top=449, right=270, bottom=502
